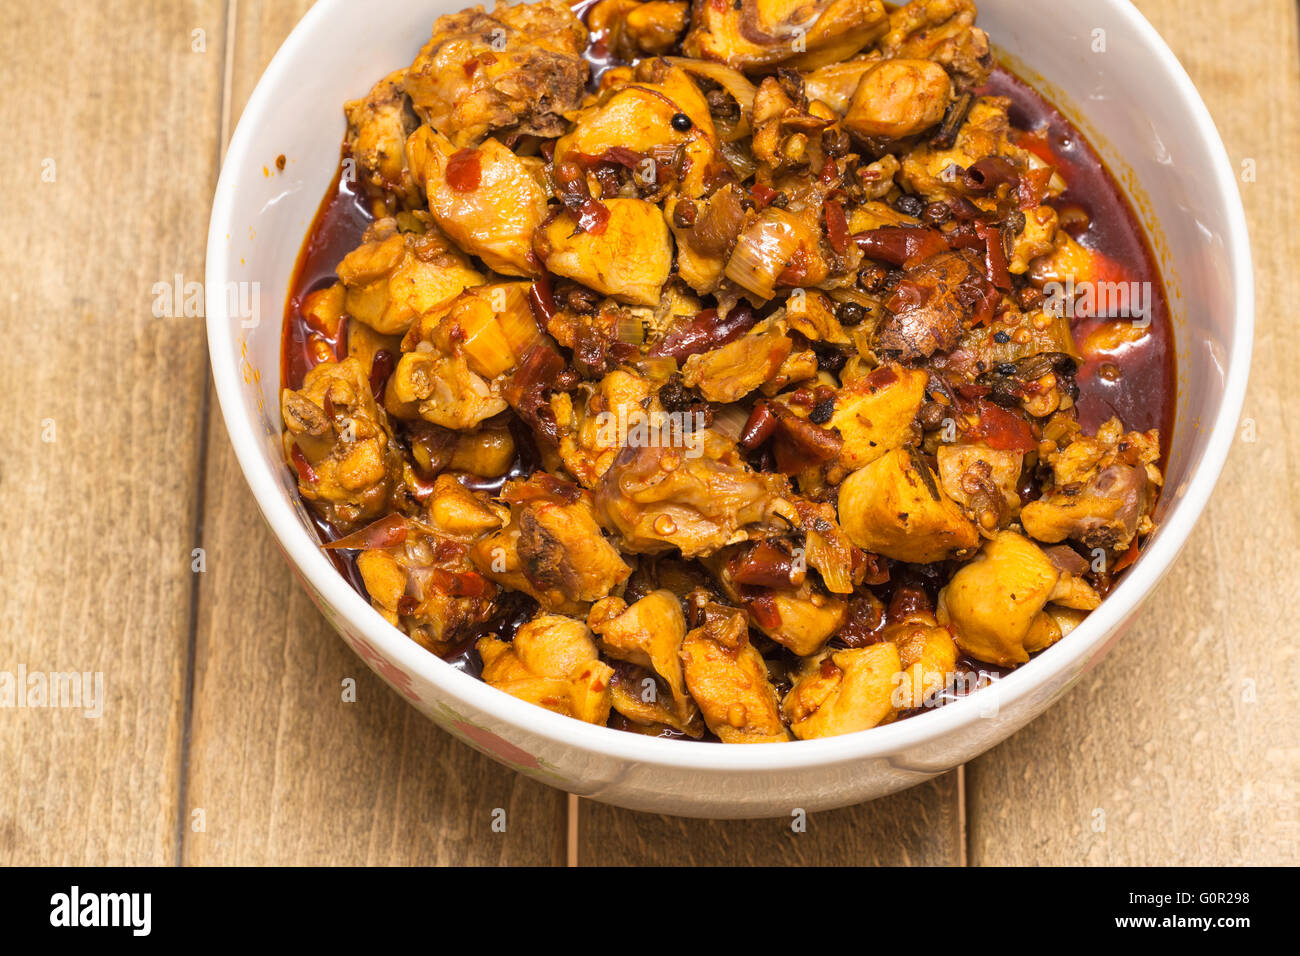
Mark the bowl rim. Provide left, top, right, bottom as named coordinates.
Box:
left=206, top=0, right=1254, bottom=773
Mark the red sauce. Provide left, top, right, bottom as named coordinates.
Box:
left=281, top=168, right=371, bottom=391
left=446, top=147, right=482, bottom=192
left=983, top=68, right=1177, bottom=452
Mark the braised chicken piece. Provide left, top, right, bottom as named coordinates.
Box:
left=282, top=0, right=1170, bottom=742
left=707, top=545, right=848, bottom=656
left=534, top=197, right=673, bottom=306
left=355, top=476, right=505, bottom=652
left=407, top=127, right=549, bottom=277
left=479, top=612, right=614, bottom=723
left=826, top=364, right=928, bottom=473
left=589, top=0, right=689, bottom=60
left=783, top=642, right=899, bottom=738
left=282, top=357, right=401, bottom=531
left=680, top=603, right=790, bottom=742
left=684, top=0, right=888, bottom=71
left=405, top=0, right=589, bottom=147
left=336, top=218, right=484, bottom=336
left=344, top=71, right=421, bottom=212
left=593, top=430, right=798, bottom=557
left=590, top=590, right=703, bottom=734
left=1021, top=417, right=1162, bottom=554
left=937, top=530, right=1100, bottom=667
left=879, top=0, right=992, bottom=91
left=471, top=473, right=632, bottom=612
left=839, top=447, right=980, bottom=564
left=842, top=58, right=952, bottom=141
left=888, top=606, right=959, bottom=710
left=551, top=368, right=661, bottom=487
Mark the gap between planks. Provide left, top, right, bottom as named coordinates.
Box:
left=176, top=0, right=237, bottom=868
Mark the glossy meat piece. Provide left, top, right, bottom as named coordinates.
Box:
left=593, top=431, right=798, bottom=558
left=838, top=447, right=979, bottom=563
left=875, top=249, right=987, bottom=360
left=282, top=357, right=400, bottom=531
left=534, top=198, right=673, bottom=307
left=471, top=474, right=632, bottom=612
left=405, top=0, right=588, bottom=147
left=344, top=70, right=421, bottom=210
left=479, top=612, right=614, bottom=724
left=680, top=604, right=790, bottom=743
left=683, top=0, right=888, bottom=71
left=782, top=643, right=900, bottom=739
left=1020, top=417, right=1162, bottom=553
left=589, top=590, right=701, bottom=733
left=407, top=127, right=548, bottom=277
left=879, top=0, right=992, bottom=91
left=336, top=218, right=484, bottom=336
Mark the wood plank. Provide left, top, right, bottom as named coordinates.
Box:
left=0, top=0, right=226, bottom=864
left=967, top=0, right=1300, bottom=866
left=180, top=0, right=567, bottom=866
left=579, top=773, right=963, bottom=866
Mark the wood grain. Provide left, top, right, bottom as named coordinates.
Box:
left=579, top=773, right=963, bottom=865
left=966, top=0, right=1300, bottom=866
left=179, top=0, right=567, bottom=866
left=0, top=0, right=226, bottom=865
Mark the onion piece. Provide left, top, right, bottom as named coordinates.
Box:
left=665, top=57, right=757, bottom=142
left=725, top=208, right=806, bottom=301
left=711, top=403, right=751, bottom=443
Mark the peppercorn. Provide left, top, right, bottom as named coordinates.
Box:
left=894, top=193, right=925, bottom=218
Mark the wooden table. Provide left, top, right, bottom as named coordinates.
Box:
left=1, top=0, right=1296, bottom=866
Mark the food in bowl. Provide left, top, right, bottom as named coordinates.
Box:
left=278, top=0, right=1173, bottom=743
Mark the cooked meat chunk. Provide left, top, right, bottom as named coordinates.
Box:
left=684, top=0, right=888, bottom=71
left=589, top=590, right=700, bottom=732
left=936, top=530, right=1061, bottom=667
left=282, top=357, right=400, bottom=531
left=534, top=198, right=673, bottom=307
left=783, top=643, right=900, bottom=739
left=594, top=431, right=798, bottom=557
left=890, top=614, right=959, bottom=709
left=405, top=0, right=589, bottom=146
left=407, top=127, right=548, bottom=277
left=880, top=0, right=992, bottom=91
left=843, top=59, right=952, bottom=140
left=471, top=474, right=632, bottom=612
left=401, top=281, right=541, bottom=380
left=827, top=364, right=929, bottom=472
left=388, top=349, right=507, bottom=431
left=479, top=612, right=614, bottom=723
left=681, top=319, right=793, bottom=403
left=708, top=545, right=848, bottom=656
left=875, top=249, right=988, bottom=360
left=838, top=447, right=979, bottom=563
left=589, top=0, right=689, bottom=59
left=1020, top=418, right=1162, bottom=553
left=355, top=477, right=505, bottom=652
left=336, top=218, right=484, bottom=336
left=936, top=443, right=1023, bottom=530
left=899, top=96, right=1062, bottom=206
left=680, top=604, right=790, bottom=743
left=344, top=70, right=421, bottom=209
left=551, top=369, right=661, bottom=488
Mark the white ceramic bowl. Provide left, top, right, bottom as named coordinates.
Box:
left=207, top=0, right=1252, bottom=817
